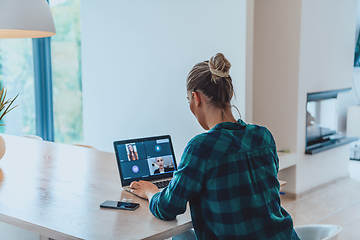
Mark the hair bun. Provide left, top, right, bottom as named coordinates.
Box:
left=208, top=53, right=231, bottom=79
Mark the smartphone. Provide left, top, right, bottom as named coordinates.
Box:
left=100, top=200, right=140, bottom=211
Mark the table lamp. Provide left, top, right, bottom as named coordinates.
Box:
left=0, top=0, right=56, bottom=39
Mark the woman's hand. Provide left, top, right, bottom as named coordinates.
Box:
left=129, top=181, right=159, bottom=200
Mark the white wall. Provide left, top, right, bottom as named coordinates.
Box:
left=245, top=0, right=254, bottom=123
left=337, top=0, right=360, bottom=134
left=81, top=0, right=247, bottom=158
left=252, top=0, right=358, bottom=195
left=297, top=0, right=357, bottom=153
left=252, top=0, right=302, bottom=152
left=357, top=0, right=360, bottom=37
left=295, top=0, right=357, bottom=194
left=349, top=0, right=360, bottom=107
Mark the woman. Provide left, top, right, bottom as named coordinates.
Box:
left=130, top=53, right=299, bottom=239
left=153, top=157, right=174, bottom=174
left=127, top=144, right=138, bottom=161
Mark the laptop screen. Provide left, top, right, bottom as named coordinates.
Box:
left=114, top=135, right=177, bottom=186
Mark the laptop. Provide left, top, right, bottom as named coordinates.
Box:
left=113, top=135, right=178, bottom=193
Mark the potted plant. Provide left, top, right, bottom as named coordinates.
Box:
left=0, top=87, right=18, bottom=160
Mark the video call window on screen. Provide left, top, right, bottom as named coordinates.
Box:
left=116, top=139, right=176, bottom=180
left=148, top=156, right=175, bottom=175
left=125, top=143, right=139, bottom=161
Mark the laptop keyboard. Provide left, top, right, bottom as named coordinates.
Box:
left=154, top=180, right=171, bottom=189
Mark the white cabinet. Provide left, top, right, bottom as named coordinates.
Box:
left=347, top=105, right=360, bottom=137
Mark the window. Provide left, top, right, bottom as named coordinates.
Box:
left=0, top=39, right=36, bottom=136
left=0, top=0, right=83, bottom=143
left=51, top=0, right=83, bottom=144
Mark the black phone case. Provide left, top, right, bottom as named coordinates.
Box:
left=100, top=201, right=140, bottom=211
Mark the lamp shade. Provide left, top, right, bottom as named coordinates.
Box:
left=0, top=0, right=56, bottom=39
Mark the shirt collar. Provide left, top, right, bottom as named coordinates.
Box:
left=210, top=119, right=247, bottom=131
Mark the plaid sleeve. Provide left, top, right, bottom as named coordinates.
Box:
left=149, top=136, right=207, bottom=220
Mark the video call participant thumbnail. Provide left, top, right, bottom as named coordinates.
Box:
left=120, top=160, right=150, bottom=180
left=147, top=155, right=175, bottom=175
left=153, top=157, right=174, bottom=174
left=126, top=144, right=138, bottom=161
left=144, top=140, right=172, bottom=158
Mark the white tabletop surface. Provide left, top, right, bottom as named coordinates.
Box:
left=0, top=134, right=192, bottom=240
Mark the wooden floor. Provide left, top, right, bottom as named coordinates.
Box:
left=281, top=160, right=360, bottom=240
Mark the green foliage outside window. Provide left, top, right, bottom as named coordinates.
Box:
left=0, top=39, right=36, bottom=135
left=51, top=0, right=83, bottom=144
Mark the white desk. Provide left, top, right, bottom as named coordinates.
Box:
left=278, top=152, right=297, bottom=171
left=0, top=135, right=192, bottom=240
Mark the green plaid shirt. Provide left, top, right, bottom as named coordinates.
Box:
left=149, top=120, right=299, bottom=240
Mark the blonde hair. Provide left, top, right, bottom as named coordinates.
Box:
left=186, top=53, right=234, bottom=109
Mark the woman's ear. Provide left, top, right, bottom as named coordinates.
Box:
left=192, top=91, right=201, bottom=107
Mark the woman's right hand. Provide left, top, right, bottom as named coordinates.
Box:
left=130, top=180, right=160, bottom=200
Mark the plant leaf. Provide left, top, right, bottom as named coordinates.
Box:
left=0, top=93, right=18, bottom=121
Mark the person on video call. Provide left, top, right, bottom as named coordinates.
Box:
left=153, top=157, right=174, bottom=174
left=129, top=53, right=299, bottom=240
left=127, top=144, right=138, bottom=161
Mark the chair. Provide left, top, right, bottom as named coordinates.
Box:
left=294, top=224, right=342, bottom=240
